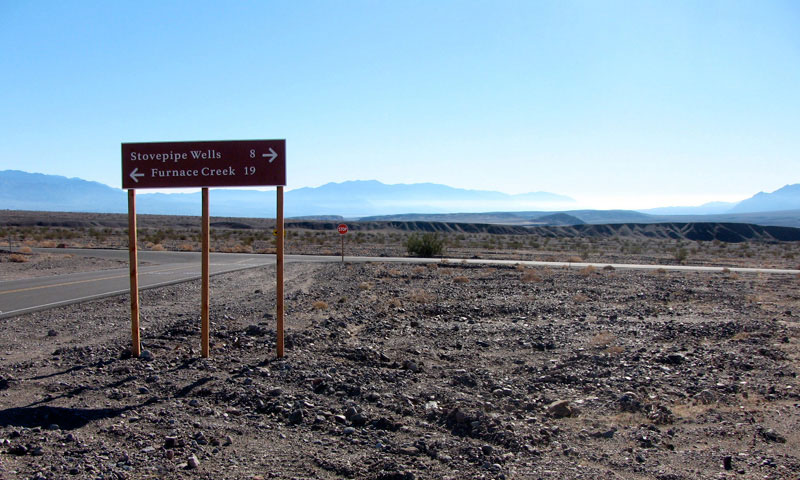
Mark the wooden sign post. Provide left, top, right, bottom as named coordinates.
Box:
left=276, top=187, right=284, bottom=358
left=127, top=190, right=140, bottom=357
left=201, top=188, right=210, bottom=357
left=122, top=139, right=286, bottom=359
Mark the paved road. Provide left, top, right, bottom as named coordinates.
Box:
left=1, top=248, right=798, bottom=319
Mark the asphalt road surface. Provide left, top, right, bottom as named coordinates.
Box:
left=1, top=248, right=798, bottom=319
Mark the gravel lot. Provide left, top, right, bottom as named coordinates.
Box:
left=1, top=253, right=799, bottom=479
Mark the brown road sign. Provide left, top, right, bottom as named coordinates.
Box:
left=122, top=139, right=285, bottom=189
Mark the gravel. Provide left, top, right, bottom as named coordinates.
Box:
left=1, top=260, right=799, bottom=479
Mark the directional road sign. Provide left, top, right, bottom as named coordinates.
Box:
left=122, top=139, right=285, bottom=189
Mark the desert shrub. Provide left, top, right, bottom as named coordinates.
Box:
left=590, top=331, right=616, bottom=347
left=606, top=345, right=625, bottom=355
left=579, top=265, right=597, bottom=277
left=8, top=253, right=29, bottom=263
left=409, top=289, right=435, bottom=303
left=567, top=256, right=582, bottom=263
left=179, top=243, right=195, bottom=252
left=388, top=297, right=402, bottom=308
left=572, top=293, right=589, bottom=303
left=312, top=301, right=328, bottom=310
left=674, top=247, right=689, bottom=263
left=405, top=233, right=445, bottom=257
left=150, top=244, right=165, bottom=251
left=18, top=246, right=33, bottom=254
left=359, top=282, right=372, bottom=291
left=521, top=269, right=541, bottom=283
left=453, top=276, right=470, bottom=284
left=602, top=265, right=615, bottom=271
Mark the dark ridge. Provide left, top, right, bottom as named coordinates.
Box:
left=209, top=221, right=252, bottom=229
left=2, top=211, right=799, bottom=243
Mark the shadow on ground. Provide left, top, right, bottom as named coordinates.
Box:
left=0, top=399, right=156, bottom=430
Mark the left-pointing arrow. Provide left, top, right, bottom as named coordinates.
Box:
left=130, top=168, right=145, bottom=183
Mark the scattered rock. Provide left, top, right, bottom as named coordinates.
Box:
left=591, top=428, right=616, bottom=439
left=618, top=392, right=642, bottom=412
left=723, top=455, right=733, bottom=470
left=694, top=389, right=715, bottom=405
left=759, top=428, right=786, bottom=443
left=139, top=350, right=154, bottom=361
left=397, top=446, right=420, bottom=456
left=402, top=360, right=421, bottom=373
left=246, top=325, right=269, bottom=337
left=547, top=400, right=578, bottom=418
left=350, top=412, right=368, bottom=427
left=288, top=409, right=304, bottom=425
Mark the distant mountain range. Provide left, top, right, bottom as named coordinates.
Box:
left=1, top=170, right=799, bottom=227
left=0, top=171, right=573, bottom=217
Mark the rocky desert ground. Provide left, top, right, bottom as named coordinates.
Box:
left=1, top=213, right=800, bottom=479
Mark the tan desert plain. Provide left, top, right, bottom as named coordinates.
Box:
left=1, top=209, right=800, bottom=479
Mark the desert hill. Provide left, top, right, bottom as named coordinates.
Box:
left=2, top=210, right=799, bottom=243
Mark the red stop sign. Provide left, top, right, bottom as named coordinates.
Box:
left=337, top=224, right=348, bottom=234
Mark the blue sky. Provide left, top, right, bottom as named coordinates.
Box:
left=1, top=0, right=798, bottom=209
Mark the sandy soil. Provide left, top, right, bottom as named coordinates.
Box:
left=1, top=255, right=799, bottom=479
left=0, top=250, right=130, bottom=282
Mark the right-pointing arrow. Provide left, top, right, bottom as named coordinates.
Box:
left=129, top=168, right=145, bottom=183
left=262, top=147, right=278, bottom=163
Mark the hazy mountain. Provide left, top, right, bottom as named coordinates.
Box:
left=639, top=201, right=738, bottom=216
left=364, top=210, right=657, bottom=225
left=286, top=180, right=575, bottom=215
left=0, top=171, right=574, bottom=218
left=730, top=184, right=800, bottom=213
left=2, top=171, right=799, bottom=227
left=0, top=170, right=126, bottom=212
